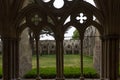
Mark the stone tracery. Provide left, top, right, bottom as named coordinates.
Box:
left=0, top=0, right=120, bottom=80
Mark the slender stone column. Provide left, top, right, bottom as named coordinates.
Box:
left=102, top=35, right=119, bottom=80
left=100, top=37, right=105, bottom=80
left=80, top=39, right=84, bottom=80
left=2, top=37, right=12, bottom=80
left=2, top=37, right=20, bottom=80
left=56, top=38, right=64, bottom=80
left=12, top=38, right=20, bottom=79
left=15, top=38, right=20, bottom=80
left=35, top=36, right=41, bottom=80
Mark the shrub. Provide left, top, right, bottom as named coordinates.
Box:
left=24, top=67, right=99, bottom=79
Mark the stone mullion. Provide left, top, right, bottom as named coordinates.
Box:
left=80, top=39, right=84, bottom=80
left=104, top=35, right=119, bottom=80
left=60, top=40, right=64, bottom=79
left=100, top=39, right=105, bottom=80
left=12, top=39, right=15, bottom=79
left=56, top=39, right=64, bottom=80
left=105, top=39, right=108, bottom=78
left=10, top=38, right=20, bottom=79
left=56, top=40, right=60, bottom=79
left=2, top=38, right=12, bottom=80
left=15, top=39, right=20, bottom=79
left=101, top=38, right=108, bottom=79
left=106, top=39, right=110, bottom=79
left=35, top=36, right=41, bottom=80
left=108, top=38, right=119, bottom=80
left=2, top=37, right=20, bottom=80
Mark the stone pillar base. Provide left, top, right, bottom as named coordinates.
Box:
left=100, top=78, right=104, bottom=80
left=80, top=77, right=84, bottom=80
left=36, top=76, right=41, bottom=80
left=17, top=77, right=21, bottom=80
left=56, top=77, right=65, bottom=80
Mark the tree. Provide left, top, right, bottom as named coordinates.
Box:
left=72, top=29, right=79, bottom=39
left=40, top=27, right=55, bottom=37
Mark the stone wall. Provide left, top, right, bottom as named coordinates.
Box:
left=93, top=30, right=101, bottom=73
left=83, top=26, right=101, bottom=73
left=83, top=26, right=96, bottom=56
left=19, top=28, right=32, bottom=77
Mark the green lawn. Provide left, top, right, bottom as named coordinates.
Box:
left=26, top=54, right=99, bottom=78
left=32, top=54, right=94, bottom=68
left=0, top=54, right=95, bottom=68
left=0, top=54, right=99, bottom=78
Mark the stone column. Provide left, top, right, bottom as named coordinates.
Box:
left=35, top=35, right=41, bottom=80
left=15, top=38, right=20, bottom=79
left=56, top=38, right=64, bottom=80
left=102, top=35, right=119, bottom=80
left=80, top=39, right=84, bottom=80
left=100, top=37, right=105, bottom=80
left=2, top=37, right=19, bottom=80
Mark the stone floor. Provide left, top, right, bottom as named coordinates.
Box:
left=21, top=79, right=100, bottom=80
left=1, top=78, right=120, bottom=80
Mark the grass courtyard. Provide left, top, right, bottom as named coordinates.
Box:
left=0, top=54, right=99, bottom=78
left=24, top=54, right=99, bottom=78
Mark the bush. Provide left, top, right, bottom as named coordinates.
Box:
left=0, top=67, right=2, bottom=78
left=24, top=67, right=99, bottom=79
left=24, top=67, right=56, bottom=79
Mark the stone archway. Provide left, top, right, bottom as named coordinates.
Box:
left=4, top=0, right=120, bottom=80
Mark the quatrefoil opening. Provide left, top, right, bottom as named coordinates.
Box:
left=71, top=11, right=93, bottom=27
left=26, top=13, right=43, bottom=27
left=31, top=14, right=42, bottom=26
left=76, top=13, right=87, bottom=24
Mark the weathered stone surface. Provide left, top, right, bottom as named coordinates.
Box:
left=93, top=30, right=101, bottom=73
left=19, top=28, right=32, bottom=77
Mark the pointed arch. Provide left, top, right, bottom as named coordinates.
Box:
left=15, top=4, right=57, bottom=29
left=61, top=1, right=103, bottom=26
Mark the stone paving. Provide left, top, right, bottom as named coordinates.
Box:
left=21, top=79, right=100, bottom=80
left=0, top=79, right=99, bottom=80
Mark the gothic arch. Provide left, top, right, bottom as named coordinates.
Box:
left=16, top=4, right=57, bottom=30
left=91, top=21, right=103, bottom=36
left=15, top=1, right=105, bottom=80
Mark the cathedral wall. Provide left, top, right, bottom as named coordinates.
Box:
left=19, top=28, right=32, bottom=77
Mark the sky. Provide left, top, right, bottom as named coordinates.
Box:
left=40, top=0, right=95, bottom=40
